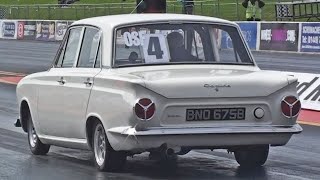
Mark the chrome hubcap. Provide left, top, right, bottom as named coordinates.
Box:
left=94, top=124, right=106, bottom=166
left=28, top=121, right=37, bottom=147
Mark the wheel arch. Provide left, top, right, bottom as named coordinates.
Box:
left=85, top=115, right=103, bottom=150
left=20, top=99, right=31, bottom=132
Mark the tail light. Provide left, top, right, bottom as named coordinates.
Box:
left=134, top=98, right=155, bottom=120
left=281, top=96, right=301, bottom=118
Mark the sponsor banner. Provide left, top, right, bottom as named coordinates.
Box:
left=221, top=22, right=257, bottom=50
left=17, top=21, right=36, bottom=40
left=260, top=23, right=299, bottom=52
left=284, top=72, right=320, bottom=111
left=55, top=21, right=68, bottom=41
left=0, top=20, right=2, bottom=38
left=300, top=23, right=320, bottom=52
left=1, top=20, right=17, bottom=39
left=238, top=22, right=258, bottom=50
left=36, top=21, right=55, bottom=41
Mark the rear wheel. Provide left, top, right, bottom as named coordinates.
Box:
left=93, top=121, right=126, bottom=172
left=27, top=113, right=50, bottom=155
left=234, top=145, right=269, bottom=167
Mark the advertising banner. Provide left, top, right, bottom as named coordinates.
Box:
left=260, top=23, right=299, bottom=52
left=221, top=22, right=257, bottom=50
left=238, top=22, right=258, bottom=50
left=0, top=20, right=2, bottom=38
left=55, top=21, right=68, bottom=41
left=301, top=23, right=320, bottom=52
left=17, top=21, right=36, bottom=40
left=36, top=21, right=55, bottom=41
left=1, top=20, right=17, bottom=39
left=283, top=72, right=320, bottom=111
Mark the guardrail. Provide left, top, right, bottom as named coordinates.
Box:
left=0, top=1, right=310, bottom=21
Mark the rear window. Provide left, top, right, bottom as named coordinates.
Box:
left=113, top=23, right=253, bottom=67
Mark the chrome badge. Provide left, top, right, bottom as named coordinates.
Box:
left=204, top=84, right=231, bottom=92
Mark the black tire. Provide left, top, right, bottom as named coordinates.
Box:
left=27, top=113, right=50, bottom=155
left=234, top=145, right=269, bottom=167
left=92, top=121, right=126, bottom=172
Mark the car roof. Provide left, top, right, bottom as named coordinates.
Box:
left=72, top=13, right=236, bottom=29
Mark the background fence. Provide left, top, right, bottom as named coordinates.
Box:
left=0, top=0, right=319, bottom=21
left=1, top=0, right=317, bottom=21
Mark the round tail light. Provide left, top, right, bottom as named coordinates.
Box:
left=281, top=96, right=301, bottom=118
left=134, top=98, right=155, bottom=120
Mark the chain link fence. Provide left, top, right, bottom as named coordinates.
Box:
left=0, top=1, right=309, bottom=21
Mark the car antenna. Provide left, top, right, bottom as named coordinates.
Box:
left=130, top=0, right=145, bottom=14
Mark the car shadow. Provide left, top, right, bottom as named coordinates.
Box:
left=14, top=149, right=268, bottom=180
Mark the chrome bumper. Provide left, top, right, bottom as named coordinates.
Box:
left=107, top=124, right=302, bottom=151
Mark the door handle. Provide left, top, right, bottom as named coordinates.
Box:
left=57, top=77, right=66, bottom=85
left=84, top=78, right=93, bottom=86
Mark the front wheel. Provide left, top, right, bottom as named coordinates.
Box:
left=234, top=145, right=269, bottom=167
left=27, top=114, right=50, bottom=155
left=93, top=122, right=126, bottom=172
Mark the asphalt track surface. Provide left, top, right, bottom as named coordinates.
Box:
left=0, top=40, right=320, bottom=179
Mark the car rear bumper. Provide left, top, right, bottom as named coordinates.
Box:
left=106, top=124, right=302, bottom=151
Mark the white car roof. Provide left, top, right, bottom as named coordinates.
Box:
left=72, top=13, right=236, bottom=29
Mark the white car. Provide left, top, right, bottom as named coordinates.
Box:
left=16, top=14, right=302, bottom=171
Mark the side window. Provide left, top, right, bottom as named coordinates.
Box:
left=56, top=39, right=67, bottom=67
left=94, top=43, right=101, bottom=68
left=78, top=28, right=100, bottom=68
left=57, top=27, right=83, bottom=68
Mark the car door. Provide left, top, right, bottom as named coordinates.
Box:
left=60, top=27, right=102, bottom=139
left=37, top=26, right=101, bottom=139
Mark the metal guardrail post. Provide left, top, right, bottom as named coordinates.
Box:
left=17, top=6, right=20, bottom=19
left=217, top=0, right=220, bottom=17
left=236, top=0, right=240, bottom=20
left=121, top=3, right=124, bottom=14
left=60, top=5, right=63, bottom=20
left=48, top=5, right=51, bottom=19
left=37, top=5, right=40, bottom=19
left=27, top=5, right=30, bottom=19
left=83, top=5, right=86, bottom=19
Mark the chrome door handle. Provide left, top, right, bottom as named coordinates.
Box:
left=84, top=78, right=93, bottom=86
left=57, top=77, right=66, bottom=85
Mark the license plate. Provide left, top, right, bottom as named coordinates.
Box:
left=186, top=108, right=246, bottom=121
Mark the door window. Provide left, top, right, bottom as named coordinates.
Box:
left=56, top=27, right=83, bottom=68
left=78, top=28, right=100, bottom=68
left=94, top=43, right=101, bottom=68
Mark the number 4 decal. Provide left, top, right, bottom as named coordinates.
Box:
left=147, top=37, right=164, bottom=59
left=142, top=34, right=169, bottom=63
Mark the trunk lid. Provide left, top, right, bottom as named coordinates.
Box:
left=130, top=68, right=290, bottom=98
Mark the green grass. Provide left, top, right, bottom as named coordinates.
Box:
left=1, top=0, right=318, bottom=21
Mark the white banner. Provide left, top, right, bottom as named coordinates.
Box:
left=55, top=21, right=68, bottom=41
left=1, top=20, right=17, bottom=39
left=284, top=72, right=320, bottom=111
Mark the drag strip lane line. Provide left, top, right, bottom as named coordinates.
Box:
left=0, top=80, right=19, bottom=85
left=0, top=70, right=26, bottom=77
left=298, top=121, right=320, bottom=127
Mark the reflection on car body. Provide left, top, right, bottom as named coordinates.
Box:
left=16, top=14, right=302, bottom=172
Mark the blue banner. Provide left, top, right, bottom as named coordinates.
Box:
left=221, top=22, right=257, bottom=50
left=301, top=23, right=320, bottom=52
left=36, top=21, right=55, bottom=41
left=238, top=23, right=257, bottom=49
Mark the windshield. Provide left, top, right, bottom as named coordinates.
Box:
left=114, top=23, right=253, bottom=67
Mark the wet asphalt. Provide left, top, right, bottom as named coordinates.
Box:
left=0, top=40, right=319, bottom=179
